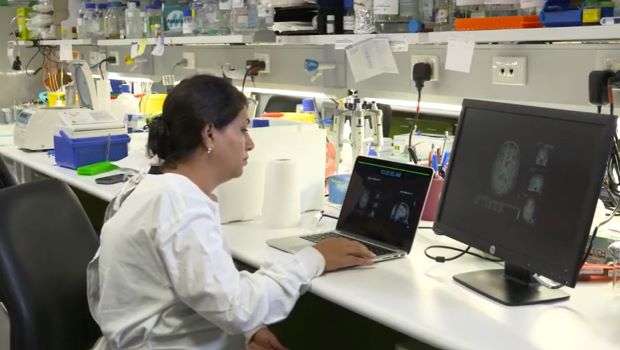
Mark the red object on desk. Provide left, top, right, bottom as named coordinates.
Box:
left=422, top=177, right=444, bottom=221
left=262, top=112, right=284, bottom=118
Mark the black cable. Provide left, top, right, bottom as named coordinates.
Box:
left=241, top=65, right=253, bottom=92
left=424, top=244, right=503, bottom=263
left=24, top=47, right=42, bottom=76
left=407, top=87, right=422, bottom=163
left=581, top=189, right=620, bottom=267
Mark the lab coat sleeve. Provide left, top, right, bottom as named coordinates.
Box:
left=157, top=209, right=325, bottom=336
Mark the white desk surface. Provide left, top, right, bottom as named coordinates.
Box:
left=1, top=130, right=619, bottom=350
left=0, top=130, right=150, bottom=201
left=223, top=217, right=620, bottom=350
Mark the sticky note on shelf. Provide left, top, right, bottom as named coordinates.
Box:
left=445, top=35, right=475, bottom=73
left=59, top=42, right=73, bottom=61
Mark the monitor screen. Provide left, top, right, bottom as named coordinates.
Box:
left=433, top=99, right=616, bottom=306
left=337, top=157, right=433, bottom=253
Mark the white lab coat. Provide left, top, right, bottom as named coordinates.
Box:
left=87, top=173, right=325, bottom=349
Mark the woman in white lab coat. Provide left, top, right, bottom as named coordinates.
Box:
left=87, top=75, right=375, bottom=350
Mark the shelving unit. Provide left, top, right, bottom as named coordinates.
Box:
left=15, top=25, right=620, bottom=48
left=95, top=35, right=255, bottom=46
left=276, top=25, right=620, bottom=48
left=18, top=39, right=94, bottom=46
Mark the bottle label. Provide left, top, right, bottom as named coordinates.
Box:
left=435, top=8, right=449, bottom=24
left=220, top=0, right=232, bottom=10
left=258, top=4, right=270, bottom=17
left=165, top=9, right=184, bottom=31
left=343, top=15, right=354, bottom=31
left=236, top=14, right=248, bottom=25
left=374, top=0, right=398, bottom=15
left=326, top=22, right=335, bottom=34
left=232, top=0, right=244, bottom=9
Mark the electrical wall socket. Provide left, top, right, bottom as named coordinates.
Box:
left=411, top=55, right=439, bottom=82
left=109, top=51, right=119, bottom=66
left=254, top=53, right=270, bottom=74
left=182, top=52, right=195, bottom=69
left=491, top=56, right=527, bottom=86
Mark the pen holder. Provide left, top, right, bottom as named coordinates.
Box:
left=422, top=177, right=444, bottom=221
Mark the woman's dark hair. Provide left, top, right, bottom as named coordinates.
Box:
left=147, top=75, right=247, bottom=167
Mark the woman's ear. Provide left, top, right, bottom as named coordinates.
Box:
left=201, top=123, right=216, bottom=150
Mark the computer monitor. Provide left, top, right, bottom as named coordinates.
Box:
left=433, top=99, right=616, bottom=306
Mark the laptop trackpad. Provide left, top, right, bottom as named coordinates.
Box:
left=266, top=236, right=313, bottom=254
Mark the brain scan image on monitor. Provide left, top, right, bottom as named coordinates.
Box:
left=491, top=141, right=520, bottom=196
left=522, top=197, right=537, bottom=224
left=535, top=145, right=552, bottom=167
left=390, top=202, right=410, bottom=225
left=527, top=174, right=544, bottom=194
left=358, top=190, right=370, bottom=209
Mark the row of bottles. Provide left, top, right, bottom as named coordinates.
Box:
left=340, top=0, right=545, bottom=34
left=75, top=0, right=275, bottom=39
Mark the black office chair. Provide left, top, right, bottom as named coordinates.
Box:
left=0, top=157, right=15, bottom=189
left=0, top=179, right=101, bottom=350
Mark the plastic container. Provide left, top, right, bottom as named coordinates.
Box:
left=454, top=15, right=542, bottom=29
left=328, top=174, right=351, bottom=204
left=54, top=131, right=130, bottom=169
left=539, top=0, right=584, bottom=27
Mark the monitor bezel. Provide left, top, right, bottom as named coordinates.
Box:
left=433, top=99, right=616, bottom=288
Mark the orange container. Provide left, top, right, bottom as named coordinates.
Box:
left=454, top=16, right=542, bottom=31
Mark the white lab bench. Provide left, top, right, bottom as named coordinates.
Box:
left=0, top=131, right=619, bottom=350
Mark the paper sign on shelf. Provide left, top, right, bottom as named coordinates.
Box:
left=151, top=36, right=165, bottom=56
left=59, top=42, right=73, bottom=61
left=445, top=34, right=475, bottom=73
left=345, top=38, right=399, bottom=83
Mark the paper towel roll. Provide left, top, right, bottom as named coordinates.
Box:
left=262, top=158, right=301, bottom=228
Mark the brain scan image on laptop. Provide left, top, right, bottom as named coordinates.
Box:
left=391, top=202, right=410, bottom=225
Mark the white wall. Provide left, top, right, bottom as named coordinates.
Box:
left=82, top=40, right=620, bottom=112
left=0, top=8, right=42, bottom=110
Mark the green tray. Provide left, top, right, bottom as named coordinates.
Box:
left=76, top=161, right=119, bottom=176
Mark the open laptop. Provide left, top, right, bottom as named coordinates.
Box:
left=267, top=156, right=434, bottom=262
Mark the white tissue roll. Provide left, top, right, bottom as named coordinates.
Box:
left=262, top=158, right=301, bottom=228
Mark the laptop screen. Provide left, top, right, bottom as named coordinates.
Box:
left=336, top=156, right=434, bottom=252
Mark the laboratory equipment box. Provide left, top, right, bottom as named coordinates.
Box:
left=54, top=131, right=130, bottom=170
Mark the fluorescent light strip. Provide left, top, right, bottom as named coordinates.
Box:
left=370, top=97, right=462, bottom=114
left=240, top=86, right=330, bottom=99
left=93, top=72, right=154, bottom=83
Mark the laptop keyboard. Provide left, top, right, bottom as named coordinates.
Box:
left=300, top=232, right=394, bottom=256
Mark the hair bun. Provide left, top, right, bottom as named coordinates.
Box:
left=147, top=117, right=171, bottom=160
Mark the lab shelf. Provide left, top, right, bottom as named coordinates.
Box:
left=275, top=25, right=620, bottom=47
left=169, top=35, right=255, bottom=45
left=96, top=35, right=258, bottom=46
left=16, top=25, right=620, bottom=48
left=96, top=37, right=171, bottom=46
left=18, top=39, right=94, bottom=46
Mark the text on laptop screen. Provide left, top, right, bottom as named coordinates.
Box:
left=337, top=159, right=432, bottom=251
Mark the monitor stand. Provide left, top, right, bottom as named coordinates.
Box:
left=453, top=264, right=569, bottom=306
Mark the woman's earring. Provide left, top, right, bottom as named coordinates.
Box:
left=207, top=146, right=213, bottom=154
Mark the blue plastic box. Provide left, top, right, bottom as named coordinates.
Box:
left=54, top=130, right=130, bottom=169
left=540, top=0, right=585, bottom=27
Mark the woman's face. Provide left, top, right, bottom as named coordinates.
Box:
left=211, top=107, right=255, bottom=180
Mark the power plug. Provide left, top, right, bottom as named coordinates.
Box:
left=245, top=60, right=267, bottom=76
left=412, top=62, right=432, bottom=91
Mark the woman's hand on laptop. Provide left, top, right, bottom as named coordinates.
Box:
left=313, top=238, right=375, bottom=272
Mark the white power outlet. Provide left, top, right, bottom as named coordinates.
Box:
left=491, top=56, right=527, bottom=86
left=88, top=51, right=100, bottom=65
left=109, top=51, right=119, bottom=66
left=182, top=52, right=195, bottom=69
left=254, top=53, right=270, bottom=74
left=411, top=55, right=439, bottom=82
